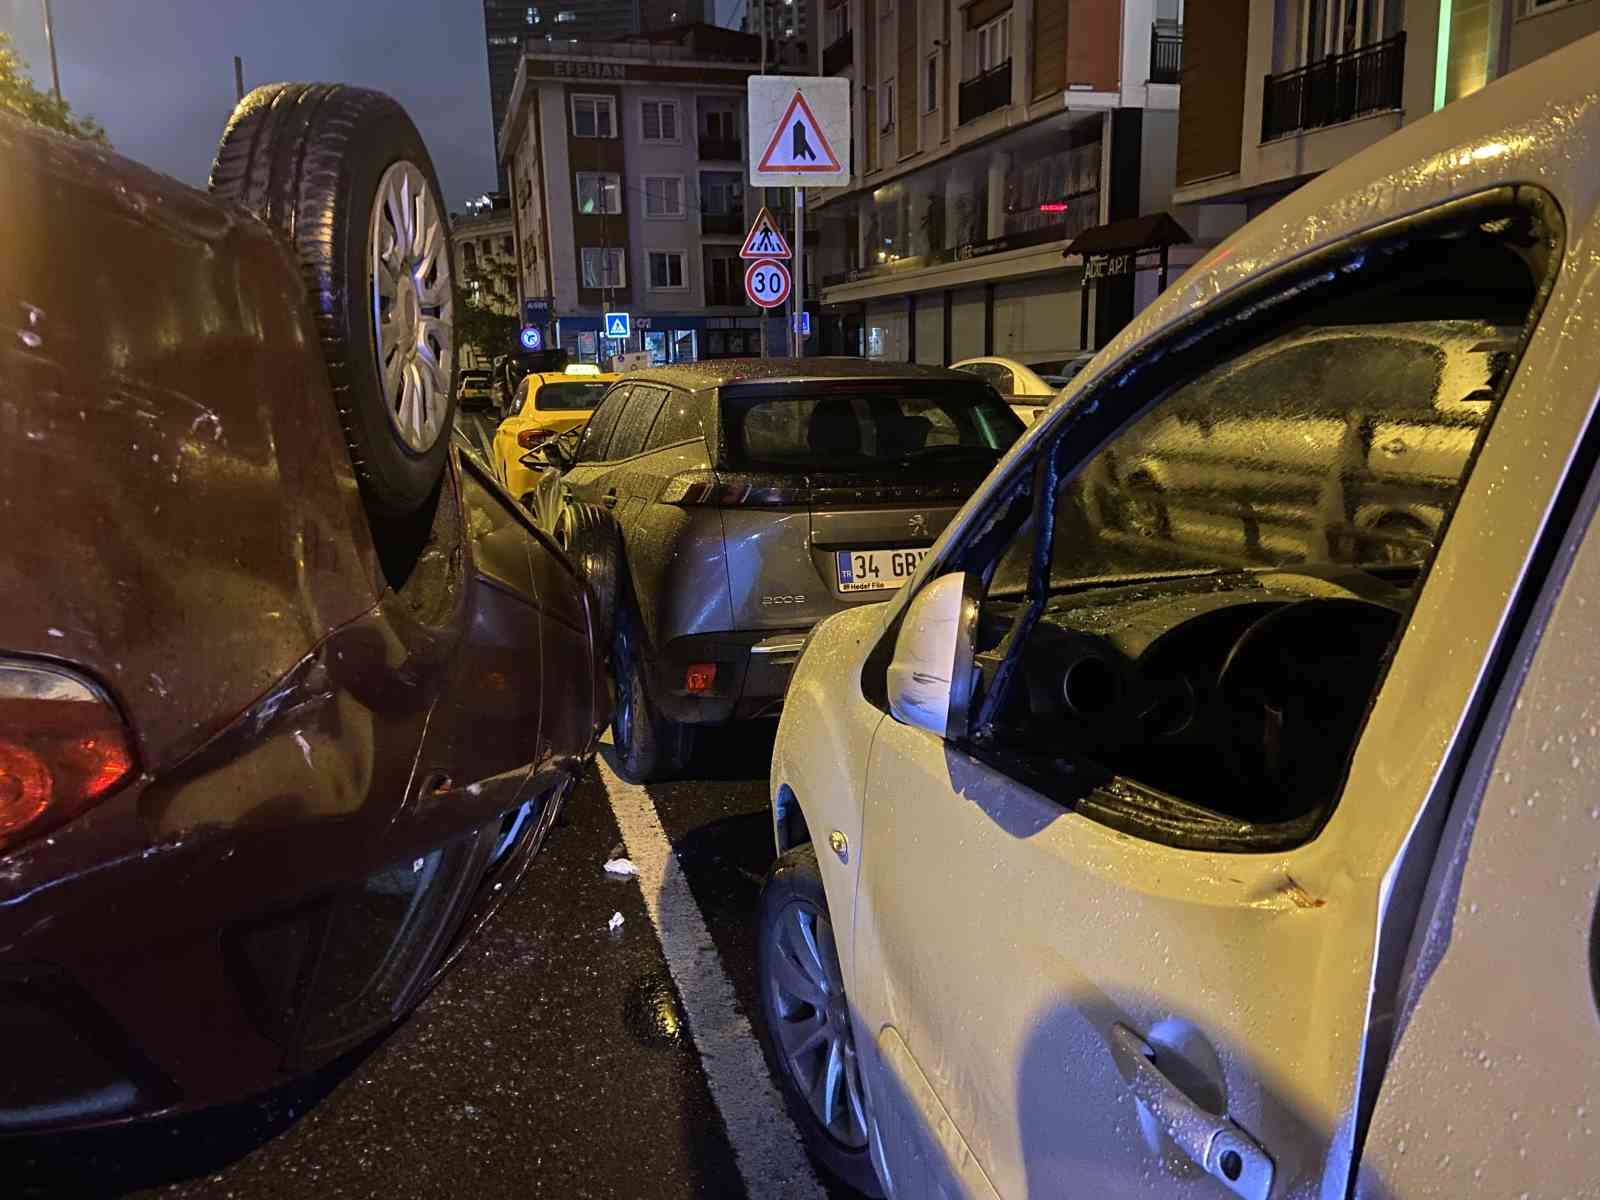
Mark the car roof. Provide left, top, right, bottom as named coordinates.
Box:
left=530, top=371, right=617, bottom=386
left=1075, top=34, right=1600, bottom=404
left=606, top=356, right=985, bottom=395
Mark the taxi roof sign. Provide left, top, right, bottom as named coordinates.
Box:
left=739, top=207, right=792, bottom=260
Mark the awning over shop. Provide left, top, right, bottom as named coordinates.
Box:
left=1064, top=212, right=1193, bottom=349
left=1063, top=212, right=1193, bottom=259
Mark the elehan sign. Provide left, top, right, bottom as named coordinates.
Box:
left=747, top=76, right=850, bottom=189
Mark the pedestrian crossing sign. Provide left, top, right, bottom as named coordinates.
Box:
left=604, top=312, right=630, bottom=339
left=739, top=207, right=792, bottom=261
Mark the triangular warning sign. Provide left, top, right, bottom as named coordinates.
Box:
left=756, top=90, right=842, bottom=174
left=739, top=206, right=792, bottom=260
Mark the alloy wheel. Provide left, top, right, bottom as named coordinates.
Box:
left=370, top=159, right=453, bottom=452
left=767, top=899, right=869, bottom=1149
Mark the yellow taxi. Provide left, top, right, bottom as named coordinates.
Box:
left=493, top=365, right=616, bottom=501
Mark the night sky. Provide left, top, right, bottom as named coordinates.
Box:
left=4, top=1, right=748, bottom=208
left=3, top=0, right=503, bottom=208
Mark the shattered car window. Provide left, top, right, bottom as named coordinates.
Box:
left=993, top=320, right=1510, bottom=593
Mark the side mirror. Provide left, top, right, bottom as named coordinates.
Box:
left=887, top=572, right=981, bottom=739
left=536, top=437, right=574, bottom=470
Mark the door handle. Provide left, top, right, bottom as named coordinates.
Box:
left=1109, top=1023, right=1274, bottom=1200
left=601, top=489, right=619, bottom=509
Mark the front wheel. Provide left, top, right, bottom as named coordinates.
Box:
left=757, top=846, right=883, bottom=1196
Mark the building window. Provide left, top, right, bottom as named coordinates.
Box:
left=924, top=52, right=940, bottom=113
left=828, top=4, right=850, bottom=42
left=879, top=77, right=896, bottom=131
left=700, top=172, right=743, bottom=215
left=1301, top=0, right=1397, bottom=64
left=704, top=108, right=737, bottom=141
left=647, top=250, right=688, bottom=289
left=581, top=247, right=626, bottom=289
left=976, top=12, right=1011, bottom=73
left=704, top=252, right=742, bottom=305
left=571, top=94, right=616, bottom=138
left=641, top=99, right=680, bottom=142
left=555, top=9, right=576, bottom=21
left=576, top=171, right=622, bottom=215
left=644, top=175, right=686, bottom=217
left=462, top=241, right=477, bottom=269
left=501, top=235, right=515, bottom=255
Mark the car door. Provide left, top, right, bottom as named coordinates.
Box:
left=1353, top=458, right=1600, bottom=1199
left=848, top=194, right=1574, bottom=1200
left=562, top=383, right=630, bottom=505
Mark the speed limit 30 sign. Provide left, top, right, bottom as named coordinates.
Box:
left=744, top=257, right=792, bottom=309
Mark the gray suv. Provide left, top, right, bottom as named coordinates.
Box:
left=546, top=358, right=1024, bottom=781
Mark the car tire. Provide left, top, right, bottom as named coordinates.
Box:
left=557, top=502, right=623, bottom=646
left=757, top=846, right=884, bottom=1197
left=611, top=602, right=694, bottom=783
left=209, top=83, right=457, bottom=518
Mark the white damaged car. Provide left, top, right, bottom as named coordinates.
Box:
left=757, top=35, right=1600, bottom=1200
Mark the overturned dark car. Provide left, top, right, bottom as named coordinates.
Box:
left=0, top=85, right=606, bottom=1135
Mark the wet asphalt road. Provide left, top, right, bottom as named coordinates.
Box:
left=9, top=725, right=857, bottom=1200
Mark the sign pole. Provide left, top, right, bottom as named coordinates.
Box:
left=792, top=186, right=805, bottom=357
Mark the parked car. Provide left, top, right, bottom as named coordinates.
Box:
left=760, top=43, right=1599, bottom=1199
left=539, top=359, right=1024, bottom=781
left=952, top=352, right=1094, bottom=422
left=0, top=84, right=606, bottom=1136
left=458, top=368, right=495, bottom=410
left=492, top=367, right=617, bottom=504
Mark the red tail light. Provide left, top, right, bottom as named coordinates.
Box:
left=0, top=661, right=135, bottom=853
left=660, top=470, right=809, bottom=507
left=684, top=663, right=717, bottom=693
left=516, top=429, right=552, bottom=450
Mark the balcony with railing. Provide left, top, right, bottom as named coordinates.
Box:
left=699, top=136, right=742, bottom=161
left=1262, top=32, right=1406, bottom=142
left=958, top=59, right=1011, bottom=126
left=823, top=29, right=853, bottom=75
left=1150, top=24, right=1183, bottom=85
left=701, top=211, right=744, bottom=236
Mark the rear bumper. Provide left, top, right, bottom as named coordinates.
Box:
left=651, top=628, right=810, bottom=724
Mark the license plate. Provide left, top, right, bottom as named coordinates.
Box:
left=835, top=548, right=928, bottom=593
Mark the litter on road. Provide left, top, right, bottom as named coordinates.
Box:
left=608, top=911, right=625, bottom=932
left=604, top=857, right=640, bottom=878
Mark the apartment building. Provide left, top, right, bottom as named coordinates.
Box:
left=497, top=26, right=797, bottom=364
left=1173, top=1, right=1587, bottom=224
left=808, top=0, right=1199, bottom=364
left=451, top=197, right=520, bottom=369
left=483, top=0, right=708, bottom=189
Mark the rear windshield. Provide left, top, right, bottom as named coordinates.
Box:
left=721, top=383, right=1024, bottom=471
left=1028, top=358, right=1092, bottom=388
left=533, top=381, right=607, bottom=412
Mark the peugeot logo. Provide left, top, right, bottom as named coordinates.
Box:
left=906, top=513, right=928, bottom=536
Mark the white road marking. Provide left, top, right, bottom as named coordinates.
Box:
left=595, top=752, right=827, bottom=1200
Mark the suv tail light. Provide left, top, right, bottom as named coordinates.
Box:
left=0, top=661, right=135, bottom=854
left=660, top=470, right=808, bottom=507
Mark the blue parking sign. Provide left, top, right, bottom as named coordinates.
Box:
left=604, top=312, right=631, bottom=339
left=519, top=325, right=543, bottom=351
